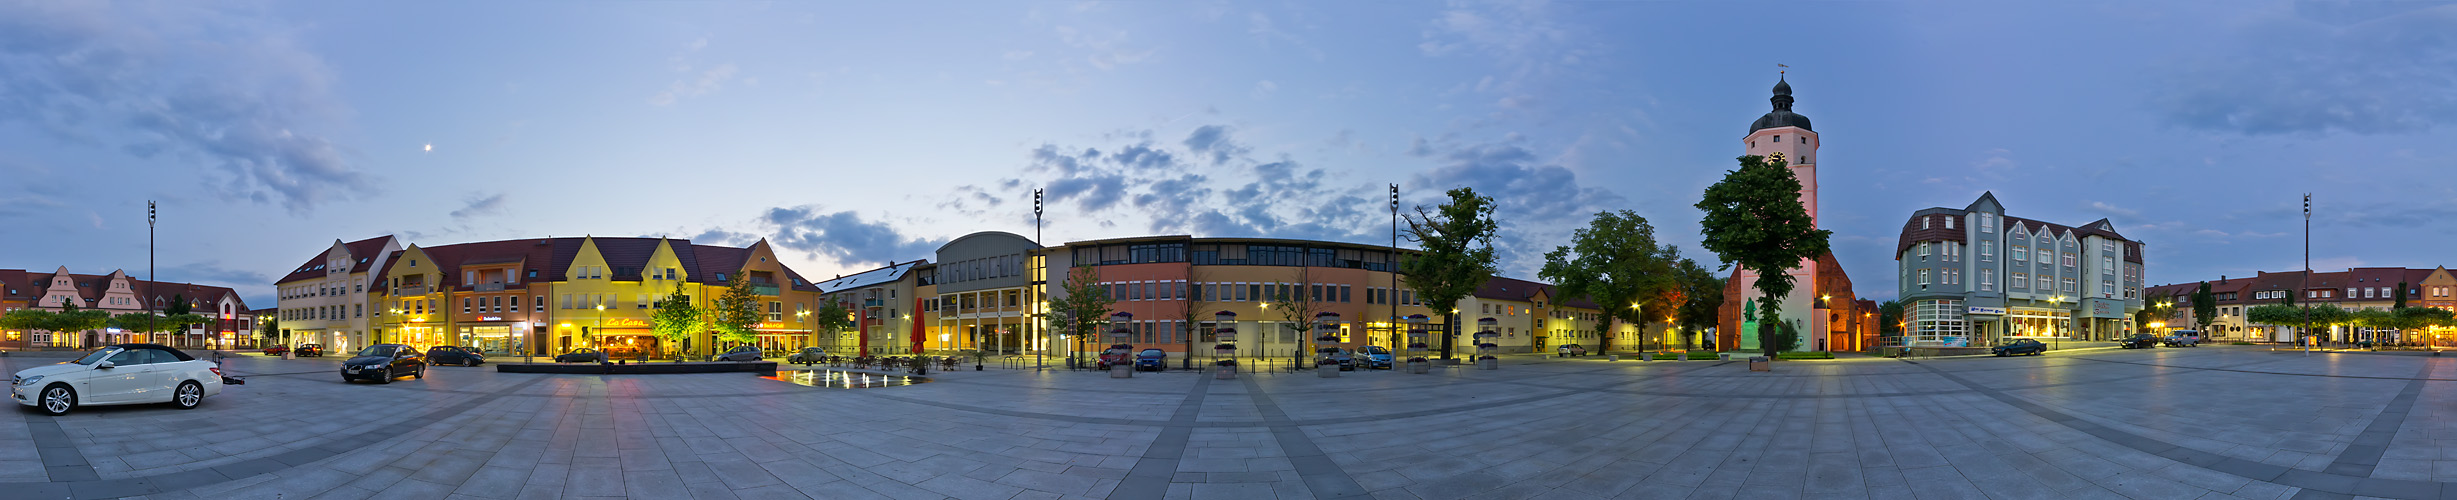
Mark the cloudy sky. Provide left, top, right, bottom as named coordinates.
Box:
left=4, top=1, right=2453, bottom=308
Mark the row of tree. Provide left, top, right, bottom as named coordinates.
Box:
left=0, top=295, right=217, bottom=348
left=644, top=276, right=856, bottom=358
left=1041, top=152, right=1829, bottom=359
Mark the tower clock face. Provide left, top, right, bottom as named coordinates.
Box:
left=1768, top=152, right=1787, bottom=163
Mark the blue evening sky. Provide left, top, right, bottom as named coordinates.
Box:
left=4, top=1, right=2452, bottom=308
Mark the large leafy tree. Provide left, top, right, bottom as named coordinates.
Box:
left=2395, top=283, right=2409, bottom=310
left=1046, top=266, right=1116, bottom=362
left=1695, top=155, right=1831, bottom=357
left=1877, top=300, right=1905, bottom=338
left=710, top=273, right=764, bottom=350
left=1401, top=187, right=1500, bottom=360
left=651, top=282, right=704, bottom=358
left=1671, top=259, right=1724, bottom=350
left=257, top=316, right=282, bottom=347
left=811, top=300, right=854, bottom=353
left=51, top=302, right=110, bottom=347
left=1541, top=210, right=1681, bottom=355
left=2190, top=283, right=2217, bottom=331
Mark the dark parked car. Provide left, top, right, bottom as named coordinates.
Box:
left=1134, top=349, right=1166, bottom=371
left=787, top=347, right=828, bottom=365
left=1315, top=347, right=1355, bottom=371
left=2162, top=335, right=2202, bottom=347
left=1358, top=345, right=1395, bottom=369
left=554, top=348, right=605, bottom=363
left=426, top=346, right=485, bottom=366
left=1992, top=339, right=2047, bottom=356
left=261, top=345, right=288, bottom=356
left=341, top=344, right=426, bottom=384
left=2119, top=334, right=2160, bottom=349
left=1097, top=344, right=1135, bottom=370
left=295, top=344, right=325, bottom=357
left=714, top=346, right=763, bottom=362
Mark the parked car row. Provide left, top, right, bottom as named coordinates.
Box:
left=262, top=344, right=325, bottom=357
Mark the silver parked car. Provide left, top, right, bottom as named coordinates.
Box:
left=12, top=344, right=226, bottom=415
left=714, top=345, right=763, bottom=362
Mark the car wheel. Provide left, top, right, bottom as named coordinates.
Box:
left=465, top=359, right=477, bottom=367
left=173, top=381, right=204, bottom=410
left=377, top=371, right=393, bottom=384
left=38, top=384, right=74, bottom=416
left=415, top=367, right=425, bottom=379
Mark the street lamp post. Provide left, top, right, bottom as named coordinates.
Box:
left=594, top=304, right=605, bottom=360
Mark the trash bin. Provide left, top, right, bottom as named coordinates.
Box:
left=1477, top=357, right=1498, bottom=370
left=1748, top=356, right=1770, bottom=372
left=1318, top=363, right=1340, bottom=378
left=1110, top=364, right=1133, bottom=378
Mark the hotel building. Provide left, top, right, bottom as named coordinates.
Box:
left=1895, top=192, right=2147, bottom=346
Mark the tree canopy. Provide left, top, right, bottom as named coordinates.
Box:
left=1695, top=154, right=1830, bottom=355
left=1047, top=266, right=1117, bottom=354
left=710, top=273, right=764, bottom=346
left=1541, top=210, right=1682, bottom=353
left=651, top=282, right=704, bottom=356
left=1400, top=187, right=1500, bottom=359
left=2191, top=282, right=2217, bottom=329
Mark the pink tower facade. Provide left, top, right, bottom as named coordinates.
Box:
left=1724, top=77, right=1840, bottom=352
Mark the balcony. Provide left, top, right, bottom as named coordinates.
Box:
left=750, top=284, right=780, bottom=296
left=863, top=299, right=884, bottom=308
left=396, top=286, right=429, bottom=296
left=473, top=283, right=507, bottom=292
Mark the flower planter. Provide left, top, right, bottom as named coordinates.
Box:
left=1640, top=352, right=1653, bottom=361
left=1477, top=356, right=1498, bottom=370
left=1215, top=364, right=1237, bottom=380
left=1748, top=356, right=1770, bottom=372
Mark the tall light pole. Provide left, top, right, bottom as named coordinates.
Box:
left=1388, top=183, right=1399, bottom=350
left=2303, top=193, right=2312, bottom=356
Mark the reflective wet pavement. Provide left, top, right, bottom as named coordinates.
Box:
left=0, top=346, right=2448, bottom=499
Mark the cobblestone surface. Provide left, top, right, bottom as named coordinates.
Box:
left=0, top=346, right=2448, bottom=499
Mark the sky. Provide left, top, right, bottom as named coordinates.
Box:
left=3, top=0, right=2454, bottom=309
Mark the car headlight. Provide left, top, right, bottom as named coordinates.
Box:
left=16, top=375, right=41, bottom=387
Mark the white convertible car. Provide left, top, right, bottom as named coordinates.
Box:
left=12, top=344, right=225, bottom=415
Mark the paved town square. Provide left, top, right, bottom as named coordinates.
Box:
left=0, top=347, right=2444, bottom=500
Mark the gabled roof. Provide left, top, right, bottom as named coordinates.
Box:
left=0, top=269, right=26, bottom=299
left=1470, top=276, right=1599, bottom=309
left=817, top=260, right=925, bottom=294
left=277, top=236, right=395, bottom=285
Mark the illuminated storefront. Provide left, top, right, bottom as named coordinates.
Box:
left=2006, top=308, right=2073, bottom=338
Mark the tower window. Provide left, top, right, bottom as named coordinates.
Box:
left=1773, top=135, right=1782, bottom=143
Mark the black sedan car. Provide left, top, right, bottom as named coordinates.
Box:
left=295, top=344, right=326, bottom=357
left=1992, top=339, right=2047, bottom=356
left=713, top=345, right=763, bottom=362
left=341, top=344, right=426, bottom=384
left=426, top=346, right=485, bottom=366
left=2118, top=334, right=2160, bottom=349
left=554, top=348, right=605, bottom=363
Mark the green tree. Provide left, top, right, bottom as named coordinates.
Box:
left=257, top=316, right=282, bottom=347
left=165, top=294, right=191, bottom=316
left=1671, top=259, right=1724, bottom=350
left=161, top=313, right=211, bottom=345
left=650, top=282, right=704, bottom=358
left=1400, top=187, right=1501, bottom=360
left=111, top=313, right=167, bottom=340
left=2398, top=307, right=2455, bottom=331
left=1, top=309, right=57, bottom=349
left=811, top=300, right=854, bottom=353
left=710, top=273, right=764, bottom=352
left=1541, top=210, right=1681, bottom=355
left=1695, top=154, right=1831, bottom=357
left=2395, top=283, right=2409, bottom=310
left=1877, top=300, right=1905, bottom=338
left=2190, top=283, right=2217, bottom=330
left=1046, top=266, right=1116, bottom=363
left=52, top=302, right=110, bottom=347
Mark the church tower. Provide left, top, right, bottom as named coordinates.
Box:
left=1720, top=76, right=1856, bottom=353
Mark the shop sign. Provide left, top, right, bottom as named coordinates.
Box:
left=604, top=318, right=649, bottom=328
left=1967, top=306, right=2007, bottom=315
left=479, top=316, right=504, bottom=321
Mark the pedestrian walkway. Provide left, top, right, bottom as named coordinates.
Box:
left=3, top=346, right=2448, bottom=498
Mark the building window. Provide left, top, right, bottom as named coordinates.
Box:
left=2012, top=273, right=2029, bottom=290
left=1918, top=242, right=1930, bottom=260
left=1980, top=242, right=1993, bottom=262
left=1917, top=269, right=1931, bottom=288
left=2063, top=278, right=2077, bottom=294
left=1945, top=217, right=1955, bottom=230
